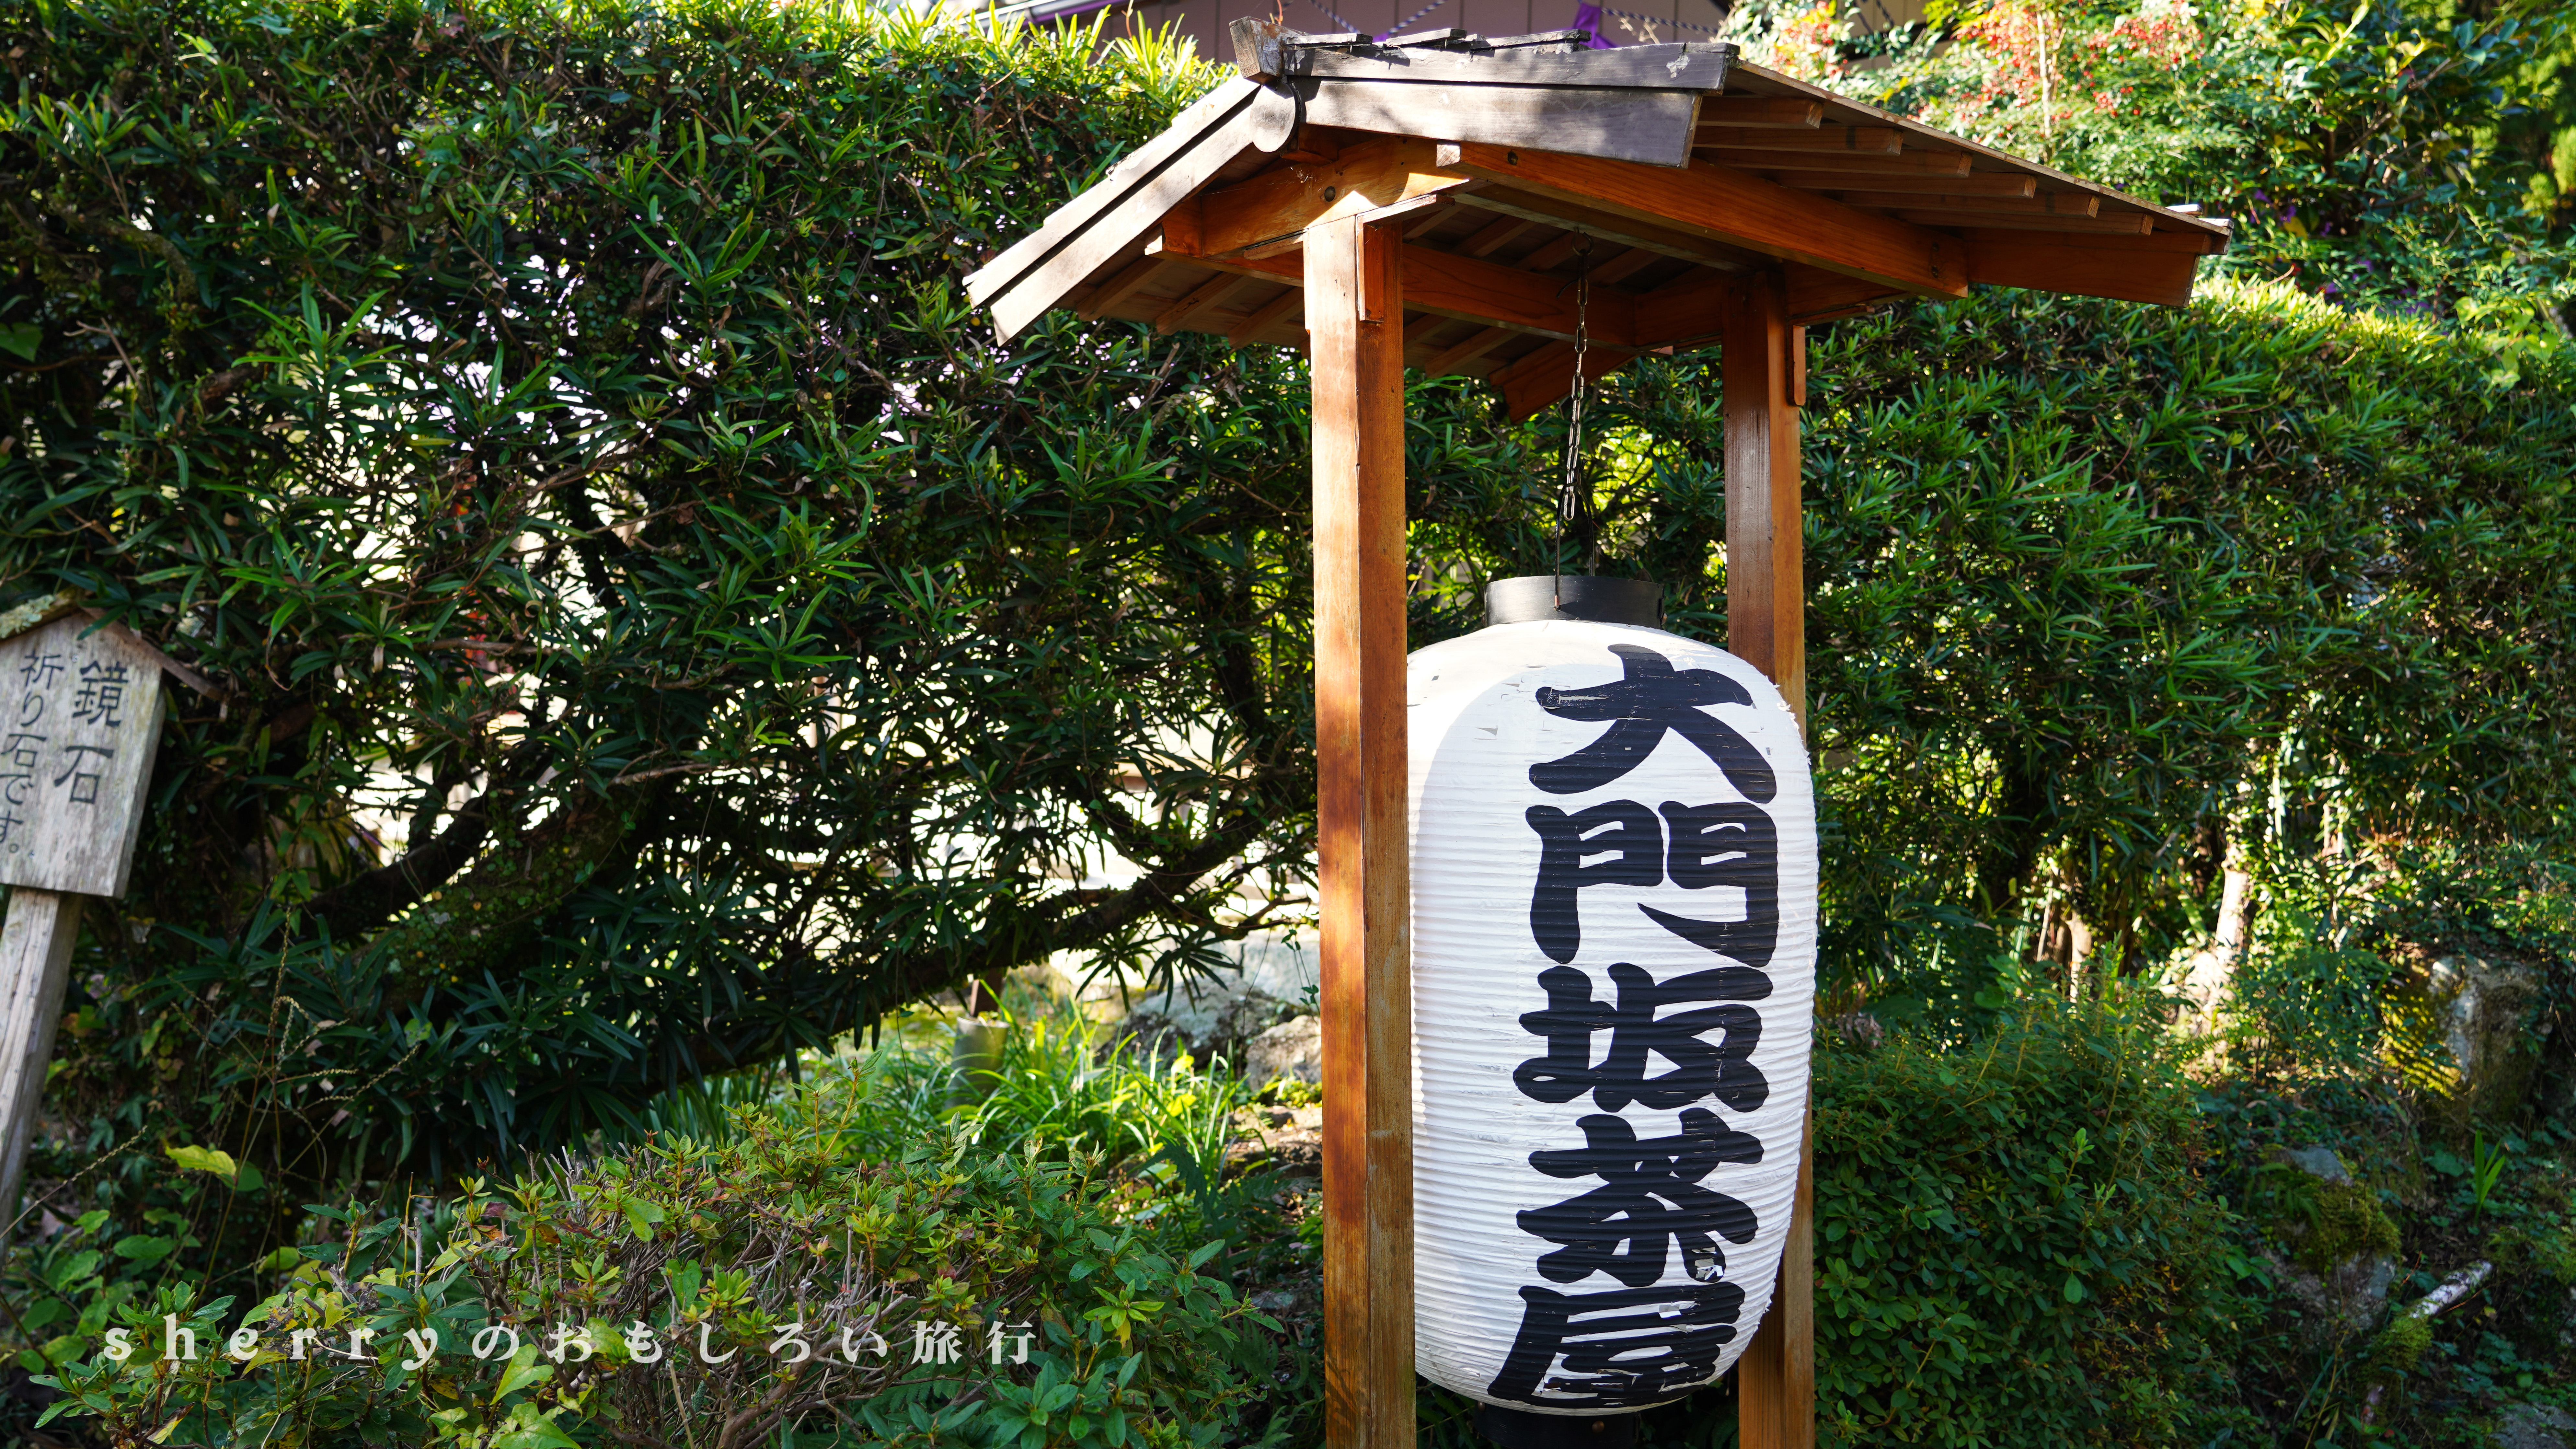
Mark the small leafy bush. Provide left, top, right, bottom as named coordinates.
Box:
left=34, top=1072, right=1274, bottom=1448
left=953, top=1008, right=1253, bottom=1183
left=1811, top=1000, right=2242, bottom=1448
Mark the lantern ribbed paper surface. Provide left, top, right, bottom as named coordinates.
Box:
left=1408, top=619, right=1816, bottom=1414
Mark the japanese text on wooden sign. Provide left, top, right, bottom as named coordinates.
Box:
left=0, top=613, right=164, bottom=898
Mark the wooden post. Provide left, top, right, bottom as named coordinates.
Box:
left=1725, top=272, right=1815, bottom=1449
left=1308, top=209, right=1415, bottom=1449
left=0, top=889, right=81, bottom=1214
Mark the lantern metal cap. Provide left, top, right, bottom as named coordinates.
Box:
left=1484, top=575, right=1664, bottom=629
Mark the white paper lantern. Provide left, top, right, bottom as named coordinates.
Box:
left=1408, top=578, right=1817, bottom=1420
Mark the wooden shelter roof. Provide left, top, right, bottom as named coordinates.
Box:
left=965, top=23, right=2227, bottom=418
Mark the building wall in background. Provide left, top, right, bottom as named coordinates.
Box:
left=1045, top=0, right=1729, bottom=67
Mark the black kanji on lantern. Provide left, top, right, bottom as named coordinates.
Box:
left=1526, top=799, right=1663, bottom=963
left=1486, top=1278, right=1747, bottom=1408
left=1518, top=1108, right=1761, bottom=1286
left=1513, top=961, right=1769, bottom=1112
left=1528, top=645, right=1775, bottom=804
left=1642, top=798, right=1781, bottom=969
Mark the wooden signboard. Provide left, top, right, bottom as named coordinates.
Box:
left=0, top=610, right=167, bottom=1216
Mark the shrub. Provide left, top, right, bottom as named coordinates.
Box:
left=6, top=0, right=1313, bottom=1192
left=1810, top=1000, right=2244, bottom=1448
left=32, top=1064, right=1275, bottom=1448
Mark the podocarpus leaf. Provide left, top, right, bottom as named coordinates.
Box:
left=10, top=0, right=1317, bottom=1181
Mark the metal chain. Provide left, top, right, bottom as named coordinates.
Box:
left=1555, top=240, right=1594, bottom=572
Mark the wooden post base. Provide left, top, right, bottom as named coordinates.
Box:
left=0, top=887, right=82, bottom=1219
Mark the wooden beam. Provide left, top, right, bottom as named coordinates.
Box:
left=1491, top=338, right=1637, bottom=422
left=1591, top=245, right=1662, bottom=286
left=1424, top=325, right=1514, bottom=376
left=1453, top=190, right=1755, bottom=272
left=1966, top=236, right=2202, bottom=307
left=1403, top=205, right=1456, bottom=239
left=1898, top=209, right=2148, bottom=235
left=1723, top=274, right=1805, bottom=716
left=1302, top=78, right=1705, bottom=169
left=1193, top=137, right=1472, bottom=259
left=1520, top=229, right=1586, bottom=273
left=1227, top=285, right=1305, bottom=346
left=1630, top=260, right=1903, bottom=344
left=1152, top=234, right=1641, bottom=346
left=1285, top=38, right=1732, bottom=90
left=1694, top=124, right=1907, bottom=154
left=1160, top=197, right=1205, bottom=256
left=1629, top=270, right=1732, bottom=347
left=1832, top=190, right=2097, bottom=216
left=1724, top=272, right=1812, bottom=1449
left=1279, top=125, right=1344, bottom=165
left=1445, top=145, right=1967, bottom=296
left=1455, top=213, right=1533, bottom=257
left=1404, top=244, right=1636, bottom=340
left=981, top=80, right=1295, bottom=341
left=967, top=76, right=1260, bottom=308
left=1308, top=210, right=1414, bottom=1449
left=1781, top=170, right=2033, bottom=196
left=1076, top=255, right=1167, bottom=319
left=1699, top=97, right=1823, bottom=128
left=1785, top=264, right=1904, bottom=323
left=1155, top=272, right=1245, bottom=333
left=1721, top=150, right=1973, bottom=178
left=1962, top=225, right=2223, bottom=256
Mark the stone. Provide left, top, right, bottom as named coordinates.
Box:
left=2495, top=1403, right=2576, bottom=1449
left=2268, top=1145, right=2398, bottom=1342
left=2277, top=1144, right=2353, bottom=1185
left=1110, top=1010, right=1191, bottom=1067
left=1210, top=989, right=1296, bottom=1058
left=1246, top=1014, right=1322, bottom=1090
left=2276, top=1246, right=2395, bottom=1343
left=1071, top=931, right=1318, bottom=1062
left=2424, top=955, right=2547, bottom=1121
left=1826, top=1010, right=1884, bottom=1051
left=1221, top=1094, right=1322, bottom=1179
left=948, top=1018, right=1008, bottom=1107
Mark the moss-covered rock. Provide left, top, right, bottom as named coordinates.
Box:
left=2298, top=1179, right=2404, bottom=1274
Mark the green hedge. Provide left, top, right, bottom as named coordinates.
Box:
left=3, top=0, right=1319, bottom=1189
left=1809, top=1004, right=2241, bottom=1447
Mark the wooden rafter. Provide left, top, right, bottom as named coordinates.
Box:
left=1226, top=286, right=1304, bottom=346
left=1443, top=144, right=1967, bottom=296
left=1148, top=237, right=1644, bottom=345
left=1451, top=190, right=1755, bottom=271
left=1834, top=190, right=2100, bottom=217
left=1694, top=124, right=1909, bottom=154
left=1777, top=169, right=2033, bottom=195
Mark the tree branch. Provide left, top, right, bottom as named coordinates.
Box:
left=303, top=790, right=493, bottom=942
